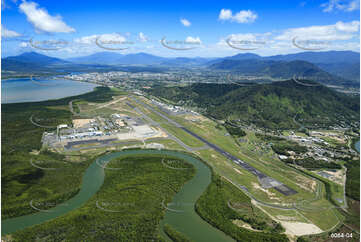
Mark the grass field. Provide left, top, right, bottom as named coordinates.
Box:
left=132, top=96, right=346, bottom=233
left=258, top=206, right=309, bottom=223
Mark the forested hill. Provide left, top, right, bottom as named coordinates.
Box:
left=146, top=80, right=360, bottom=129
left=209, top=59, right=356, bottom=87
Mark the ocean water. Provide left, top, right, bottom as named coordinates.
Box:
left=2, top=78, right=98, bottom=104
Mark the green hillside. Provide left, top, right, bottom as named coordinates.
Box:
left=146, top=80, right=359, bottom=129
left=209, top=59, right=355, bottom=87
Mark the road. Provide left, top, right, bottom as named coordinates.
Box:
left=130, top=96, right=297, bottom=196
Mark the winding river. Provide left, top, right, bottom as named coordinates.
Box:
left=355, top=140, right=360, bottom=153
left=2, top=149, right=233, bottom=241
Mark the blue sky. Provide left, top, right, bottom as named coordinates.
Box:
left=1, top=0, right=360, bottom=58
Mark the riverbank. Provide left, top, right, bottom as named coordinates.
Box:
left=351, top=138, right=360, bottom=153
left=3, top=150, right=216, bottom=241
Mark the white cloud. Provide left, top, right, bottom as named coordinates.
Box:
left=19, top=1, right=75, bottom=33
left=97, top=33, right=127, bottom=43
left=233, top=10, right=258, bottom=23
left=226, top=33, right=271, bottom=42
left=1, top=25, right=21, bottom=37
left=215, top=20, right=360, bottom=56
left=185, top=36, right=201, bottom=44
left=275, top=21, right=360, bottom=41
left=321, top=0, right=360, bottom=12
left=335, top=20, right=360, bottom=32
left=74, top=33, right=127, bottom=44
left=218, top=9, right=257, bottom=23
left=138, top=32, right=148, bottom=42
left=19, top=42, right=28, bottom=47
left=74, top=35, right=98, bottom=44
left=219, top=9, right=232, bottom=20
left=180, top=18, right=191, bottom=27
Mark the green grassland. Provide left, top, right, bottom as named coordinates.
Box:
left=258, top=206, right=309, bottom=223
left=160, top=123, right=205, bottom=147
left=141, top=103, right=316, bottom=204
left=145, top=138, right=187, bottom=151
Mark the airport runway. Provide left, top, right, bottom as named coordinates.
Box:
left=131, top=96, right=297, bottom=196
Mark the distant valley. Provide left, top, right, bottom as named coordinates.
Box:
left=2, top=50, right=360, bottom=88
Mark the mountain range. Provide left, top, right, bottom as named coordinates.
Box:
left=209, top=51, right=360, bottom=82
left=209, top=59, right=349, bottom=86
left=2, top=51, right=359, bottom=85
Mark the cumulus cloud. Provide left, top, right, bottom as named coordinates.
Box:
left=215, top=20, right=360, bottom=56
left=19, top=41, right=28, bottom=48
left=275, top=21, right=360, bottom=41
left=180, top=18, right=191, bottom=27
left=335, top=20, right=360, bottom=32
left=138, top=32, right=148, bottom=42
left=74, top=33, right=127, bottom=44
left=218, top=9, right=257, bottom=23
left=19, top=1, right=75, bottom=33
left=1, top=25, right=21, bottom=37
left=223, top=33, right=270, bottom=43
left=97, top=33, right=127, bottom=43
left=74, top=35, right=98, bottom=44
left=321, top=0, right=360, bottom=12
left=185, top=36, right=201, bottom=44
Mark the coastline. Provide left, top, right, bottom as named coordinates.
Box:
left=2, top=77, right=98, bottom=104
